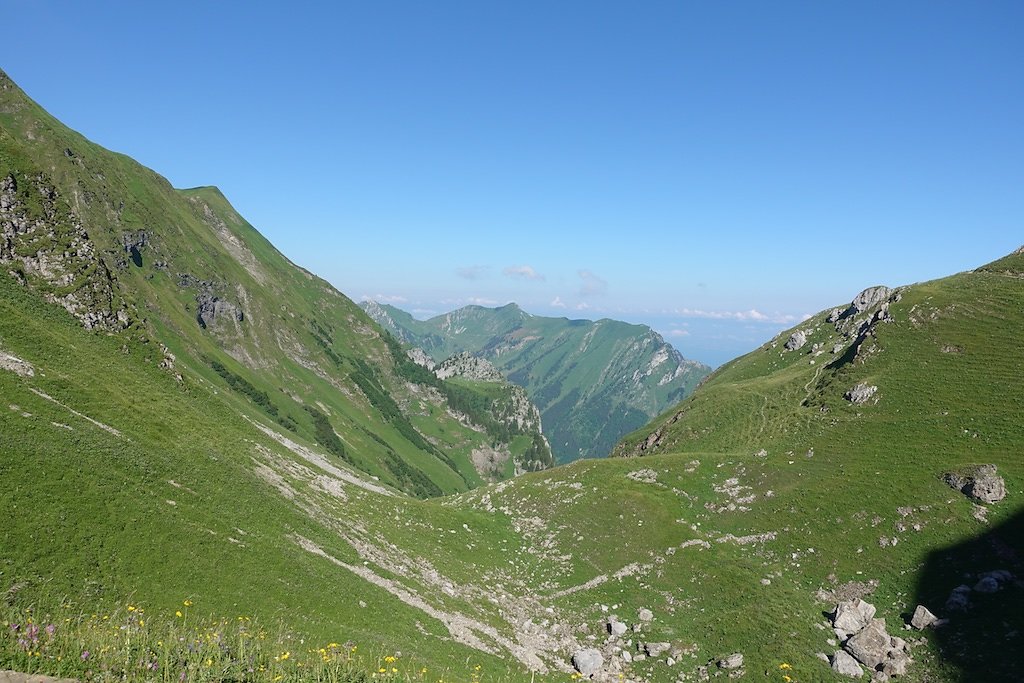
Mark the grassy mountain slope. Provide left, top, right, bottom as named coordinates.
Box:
left=0, top=67, right=545, bottom=498
left=2, top=67, right=1020, bottom=683
left=362, top=301, right=711, bottom=462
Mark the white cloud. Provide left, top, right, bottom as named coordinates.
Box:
left=575, top=302, right=592, bottom=311
left=577, top=269, right=608, bottom=296
left=467, top=296, right=499, bottom=306
left=456, top=265, right=489, bottom=280
left=667, top=329, right=691, bottom=337
left=550, top=296, right=567, bottom=308
left=503, top=265, right=545, bottom=281
left=362, top=293, right=408, bottom=304
left=672, top=307, right=801, bottom=324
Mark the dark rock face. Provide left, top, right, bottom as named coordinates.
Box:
left=196, top=292, right=244, bottom=329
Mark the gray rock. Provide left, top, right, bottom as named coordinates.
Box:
left=845, top=619, right=890, bottom=669
left=831, top=649, right=864, bottom=678
left=637, top=607, right=654, bottom=622
left=882, top=649, right=911, bottom=677
left=608, top=619, right=628, bottom=637
left=645, top=642, right=671, bottom=657
left=850, top=286, right=893, bottom=313
left=910, top=605, right=938, bottom=630
left=621, top=650, right=632, bottom=663
left=571, top=648, right=604, bottom=677
left=845, top=383, right=878, bottom=404
left=872, top=672, right=890, bottom=683
left=833, top=598, right=877, bottom=634
left=944, top=465, right=1006, bottom=504
left=974, top=576, right=1000, bottom=593
left=717, top=653, right=743, bottom=670
left=945, top=585, right=972, bottom=612
left=784, top=330, right=808, bottom=351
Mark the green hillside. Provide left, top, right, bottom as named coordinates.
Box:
left=361, top=301, right=711, bottom=462
left=1, top=67, right=1020, bottom=683
left=0, top=67, right=546, bottom=498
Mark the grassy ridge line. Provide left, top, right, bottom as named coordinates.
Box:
left=0, top=67, right=540, bottom=496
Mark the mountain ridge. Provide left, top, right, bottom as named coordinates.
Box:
left=361, top=300, right=711, bottom=462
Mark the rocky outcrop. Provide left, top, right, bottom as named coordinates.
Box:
left=845, top=383, right=878, bottom=404
left=717, top=653, right=743, bottom=670
left=827, top=599, right=913, bottom=678
left=406, top=347, right=435, bottom=370
left=784, top=329, right=808, bottom=351
left=0, top=172, right=132, bottom=331
left=435, top=352, right=504, bottom=381
left=944, top=465, right=1006, bottom=504
left=850, top=286, right=894, bottom=314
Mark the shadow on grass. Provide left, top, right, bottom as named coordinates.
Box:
left=913, top=507, right=1024, bottom=682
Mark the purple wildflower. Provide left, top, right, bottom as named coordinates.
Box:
left=81, top=650, right=91, bottom=661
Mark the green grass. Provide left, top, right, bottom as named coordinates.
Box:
left=2, top=67, right=1023, bottom=683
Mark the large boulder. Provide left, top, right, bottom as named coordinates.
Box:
left=850, top=286, right=893, bottom=314
left=784, top=330, right=808, bottom=351
left=944, top=465, right=1006, bottom=504
left=910, top=605, right=938, bottom=630
left=717, top=653, right=744, bottom=670
left=571, top=649, right=604, bottom=677
left=833, top=598, right=877, bottom=636
left=845, top=619, right=891, bottom=669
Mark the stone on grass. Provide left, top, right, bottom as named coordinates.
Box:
left=571, top=649, right=603, bottom=677
left=833, top=598, right=877, bottom=635
left=945, top=585, right=972, bottom=612
left=845, top=619, right=890, bottom=669
left=910, top=605, right=938, bottom=630
left=831, top=649, right=864, bottom=678
left=845, top=383, right=878, bottom=404
left=645, top=642, right=671, bottom=657
left=608, top=619, right=628, bottom=637
left=717, top=653, right=743, bottom=669
left=785, top=330, right=808, bottom=351
left=637, top=608, right=654, bottom=622
left=944, top=465, right=1006, bottom=504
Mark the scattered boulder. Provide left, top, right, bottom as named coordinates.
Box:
left=945, top=585, right=972, bottom=612
left=608, top=619, right=627, bottom=637
left=571, top=648, right=604, bottom=677
left=944, top=465, right=1006, bottom=504
left=845, top=383, right=878, bottom=405
left=637, top=608, right=654, bottom=622
left=831, top=649, right=864, bottom=678
left=717, top=653, right=743, bottom=670
left=645, top=642, right=671, bottom=657
left=909, top=605, right=938, bottom=630
left=784, top=330, right=808, bottom=351
left=845, top=619, right=891, bottom=669
left=833, top=598, right=877, bottom=636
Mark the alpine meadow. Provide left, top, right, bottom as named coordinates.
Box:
left=1, top=54, right=1022, bottom=683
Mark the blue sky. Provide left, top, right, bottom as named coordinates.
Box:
left=4, top=2, right=1022, bottom=366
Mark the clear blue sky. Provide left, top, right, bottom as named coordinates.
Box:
left=4, top=2, right=1022, bottom=366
